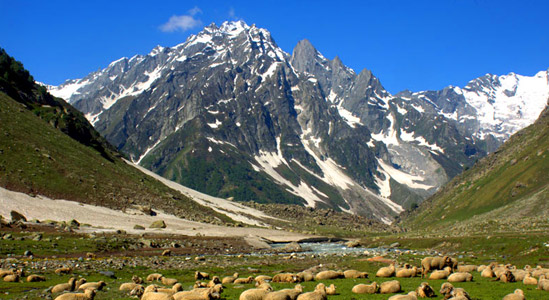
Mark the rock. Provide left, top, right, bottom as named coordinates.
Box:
left=31, top=233, right=42, bottom=241
left=280, top=241, right=302, bottom=252
left=10, top=210, right=27, bottom=222
left=390, top=242, right=400, bottom=248
left=346, top=240, right=361, bottom=248
left=68, top=219, right=80, bottom=227
left=24, top=250, right=33, bottom=257
left=99, top=270, right=116, bottom=278
left=149, top=220, right=166, bottom=229
left=133, top=225, right=145, bottom=230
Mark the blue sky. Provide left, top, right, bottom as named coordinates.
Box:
left=1, top=0, right=548, bottom=94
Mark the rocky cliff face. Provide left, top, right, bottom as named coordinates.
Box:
left=47, top=21, right=549, bottom=223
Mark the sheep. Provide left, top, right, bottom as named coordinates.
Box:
left=523, top=274, right=537, bottom=285
left=147, top=273, right=164, bottom=282
left=314, top=270, right=343, bottom=280
left=207, top=276, right=221, bottom=287
left=75, top=278, right=87, bottom=290
left=55, top=267, right=73, bottom=275
left=481, top=266, right=495, bottom=278
left=222, top=273, right=239, bottom=284
left=449, top=258, right=459, bottom=272
left=173, top=289, right=219, bottom=300
left=54, top=288, right=96, bottom=300
left=194, top=281, right=208, bottom=288
left=234, top=276, right=255, bottom=284
left=421, top=256, right=452, bottom=278
left=142, top=291, right=175, bottom=300
left=132, top=275, right=144, bottom=284
left=388, top=291, right=418, bottom=300
left=397, top=267, right=419, bottom=278
left=296, top=283, right=327, bottom=300
left=457, top=265, right=477, bottom=273
left=502, top=289, right=525, bottom=300
left=377, top=264, right=396, bottom=278
left=538, top=275, right=549, bottom=291
left=296, top=271, right=314, bottom=282
left=325, top=284, right=336, bottom=295
left=416, top=282, right=436, bottom=298
left=512, top=270, right=529, bottom=281
left=239, top=283, right=274, bottom=300
left=162, top=277, right=179, bottom=286
left=254, top=275, right=272, bottom=283
left=3, top=274, right=19, bottom=282
left=156, top=283, right=184, bottom=295
left=273, top=273, right=298, bottom=283
left=532, top=267, right=549, bottom=278
left=429, top=267, right=451, bottom=280
left=195, top=271, right=210, bottom=280
left=0, top=268, right=14, bottom=278
left=343, top=269, right=368, bottom=279
left=130, top=285, right=145, bottom=298
left=499, top=270, right=516, bottom=283
left=448, top=272, right=473, bottom=282
left=52, top=278, right=77, bottom=294
left=27, top=274, right=46, bottom=282
left=264, top=284, right=303, bottom=300
left=439, top=283, right=470, bottom=300
left=380, top=280, right=402, bottom=294
left=78, top=281, right=106, bottom=291
left=119, top=282, right=142, bottom=291
left=352, top=282, right=378, bottom=294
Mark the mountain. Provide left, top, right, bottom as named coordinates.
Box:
left=402, top=102, right=549, bottom=231
left=0, top=48, right=230, bottom=225
left=46, top=21, right=549, bottom=222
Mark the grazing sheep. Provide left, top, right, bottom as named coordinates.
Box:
left=325, top=284, right=336, bottom=295
left=296, top=271, right=314, bottom=282
left=502, top=289, right=525, bottom=300
left=239, top=283, right=274, bottom=300
left=55, top=267, right=73, bottom=275
left=448, top=272, right=473, bottom=282
left=195, top=271, right=210, bottom=280
left=538, top=275, right=549, bottom=291
left=296, top=283, right=327, bottom=300
left=343, top=269, right=368, bottom=279
left=377, top=264, right=396, bottom=278
left=207, top=276, right=221, bottom=287
left=416, top=282, right=436, bottom=298
left=52, top=278, right=77, bottom=294
left=78, top=281, right=106, bottom=291
left=3, top=274, right=19, bottom=282
left=54, top=288, right=96, bottom=300
left=421, top=256, right=452, bottom=278
left=380, top=280, right=402, bottom=294
left=27, top=274, right=46, bottom=282
left=234, top=276, right=255, bottom=284
left=162, top=277, right=179, bottom=286
left=352, top=282, right=378, bottom=294
left=388, top=291, right=418, bottom=300
left=264, top=284, right=303, bottom=300
left=119, top=282, right=142, bottom=291
left=397, top=267, right=419, bottom=278
left=456, top=265, right=477, bottom=273
left=147, top=273, right=164, bottom=282
left=429, top=267, right=451, bottom=280
left=132, top=275, right=144, bottom=284
left=223, top=273, right=239, bottom=284
left=273, top=273, right=298, bottom=283
left=523, top=274, right=537, bottom=285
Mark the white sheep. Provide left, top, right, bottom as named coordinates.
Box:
left=264, top=284, right=303, bottom=300
left=343, top=269, right=368, bottom=279
left=78, top=281, right=106, bottom=291
left=119, top=282, right=142, bottom=291
left=234, top=276, right=255, bottom=284
left=54, top=289, right=96, bottom=300
left=380, top=280, right=402, bottom=294
left=147, top=273, right=164, bottom=282
left=416, top=282, right=436, bottom=298
left=429, top=267, right=451, bottom=280
left=161, top=277, right=179, bottom=286
left=296, top=283, right=327, bottom=300
left=314, top=270, right=343, bottom=280
left=239, top=283, right=274, bottom=300
left=388, top=291, right=418, bottom=300
left=376, top=264, right=396, bottom=278
left=448, top=272, right=473, bottom=282
left=51, top=278, right=77, bottom=294
left=523, top=274, right=537, bottom=285
left=502, top=289, right=525, bottom=300
left=141, top=291, right=176, bottom=300
left=352, top=282, right=378, bottom=294
left=222, top=273, right=239, bottom=284
left=538, top=275, right=549, bottom=291
left=156, top=283, right=184, bottom=295
left=27, top=274, right=46, bottom=282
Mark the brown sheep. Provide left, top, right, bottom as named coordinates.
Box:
left=502, top=289, right=525, bottom=300
left=264, top=284, right=303, bottom=300
left=388, top=291, right=418, bottom=300
left=314, top=270, right=344, bottom=280
left=538, top=275, right=549, bottom=291
left=457, top=265, right=477, bottom=273
left=119, top=282, right=142, bottom=291
left=3, top=274, right=19, bottom=282
left=325, top=284, right=336, bottom=295
left=234, top=276, right=255, bottom=284
left=429, top=267, right=451, bottom=280
left=416, top=282, right=436, bottom=298
left=147, top=273, right=164, bottom=282
left=132, top=275, right=144, bottom=284
left=78, top=281, right=106, bottom=291
left=296, top=271, right=314, bottom=282
left=27, top=274, right=46, bottom=282
left=523, top=274, right=537, bottom=285
left=421, top=256, right=451, bottom=278
left=54, top=288, right=96, bottom=300
left=296, top=283, right=327, bottom=300
left=195, top=271, right=210, bottom=280
left=222, top=273, right=239, bottom=284
left=55, top=267, right=73, bottom=275
left=52, top=278, right=77, bottom=294
left=397, top=267, right=419, bottom=278
left=380, top=280, right=402, bottom=294
left=377, top=264, right=396, bottom=278
left=130, top=285, right=145, bottom=298
left=352, top=282, right=378, bottom=294
left=448, top=272, right=473, bottom=282
left=162, top=277, right=179, bottom=286
left=207, top=276, right=221, bottom=287
left=497, top=270, right=515, bottom=283
left=273, top=273, right=298, bottom=283
left=343, top=269, right=368, bottom=279
left=239, top=283, right=274, bottom=300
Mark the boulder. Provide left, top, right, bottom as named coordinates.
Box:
left=149, top=220, right=166, bottom=229
left=10, top=210, right=27, bottom=222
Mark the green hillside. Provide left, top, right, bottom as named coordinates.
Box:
left=0, top=48, right=231, bottom=224
left=402, top=104, right=549, bottom=231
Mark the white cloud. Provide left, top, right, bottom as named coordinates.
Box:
left=160, top=7, right=202, bottom=32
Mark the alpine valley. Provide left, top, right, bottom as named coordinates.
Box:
left=47, top=21, right=549, bottom=223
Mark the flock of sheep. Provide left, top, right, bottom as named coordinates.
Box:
left=2, top=256, right=549, bottom=300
